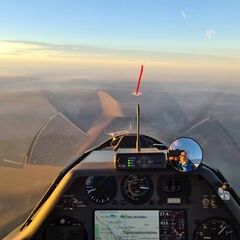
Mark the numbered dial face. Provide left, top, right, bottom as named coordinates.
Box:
left=85, top=176, right=117, bottom=204
left=195, top=219, right=237, bottom=240
left=121, top=175, right=154, bottom=204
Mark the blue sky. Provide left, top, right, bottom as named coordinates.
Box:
left=0, top=0, right=239, bottom=48
left=0, top=1, right=239, bottom=80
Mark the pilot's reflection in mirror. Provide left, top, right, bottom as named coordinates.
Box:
left=168, top=149, right=196, bottom=172
left=168, top=137, right=203, bottom=172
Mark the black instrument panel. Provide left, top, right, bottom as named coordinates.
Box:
left=34, top=168, right=240, bottom=240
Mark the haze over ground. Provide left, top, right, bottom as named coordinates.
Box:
left=1, top=77, right=240, bottom=238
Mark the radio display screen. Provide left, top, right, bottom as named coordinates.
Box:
left=94, top=210, right=186, bottom=240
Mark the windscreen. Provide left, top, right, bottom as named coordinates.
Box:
left=1, top=0, right=240, bottom=238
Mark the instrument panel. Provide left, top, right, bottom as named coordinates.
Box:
left=28, top=141, right=239, bottom=240
left=5, top=135, right=239, bottom=240
left=34, top=169, right=239, bottom=240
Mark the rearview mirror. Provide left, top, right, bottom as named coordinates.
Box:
left=168, top=137, right=203, bottom=172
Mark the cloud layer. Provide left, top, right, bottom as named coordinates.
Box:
left=0, top=40, right=239, bottom=81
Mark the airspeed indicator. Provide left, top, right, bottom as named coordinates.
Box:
left=85, top=176, right=117, bottom=204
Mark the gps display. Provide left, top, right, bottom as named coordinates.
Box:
left=94, top=210, right=186, bottom=240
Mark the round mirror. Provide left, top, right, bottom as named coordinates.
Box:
left=168, top=137, right=203, bottom=172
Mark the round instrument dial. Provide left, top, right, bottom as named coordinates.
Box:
left=195, top=218, right=237, bottom=240
left=158, top=175, right=191, bottom=203
left=85, top=176, right=117, bottom=204
left=121, top=175, right=153, bottom=204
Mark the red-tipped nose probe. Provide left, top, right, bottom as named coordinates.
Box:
left=134, top=65, right=144, bottom=96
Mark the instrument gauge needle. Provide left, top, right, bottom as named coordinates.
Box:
left=87, top=188, right=96, bottom=193
left=218, top=226, right=227, bottom=235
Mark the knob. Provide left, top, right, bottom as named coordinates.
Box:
left=222, top=182, right=231, bottom=191
left=69, top=198, right=78, bottom=208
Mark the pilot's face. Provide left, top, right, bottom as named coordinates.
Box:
left=179, top=151, right=188, bottom=164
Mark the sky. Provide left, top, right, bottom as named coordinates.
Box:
left=0, top=0, right=240, bottom=81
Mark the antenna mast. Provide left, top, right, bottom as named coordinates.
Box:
left=136, top=104, right=141, bottom=152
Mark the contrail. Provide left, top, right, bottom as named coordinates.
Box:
left=181, top=10, right=186, bottom=19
